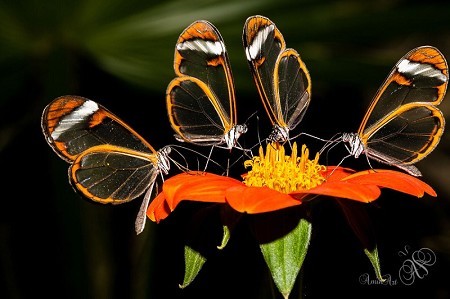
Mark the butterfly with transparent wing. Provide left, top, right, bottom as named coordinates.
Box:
left=42, top=95, right=203, bottom=234
left=322, top=46, right=448, bottom=176
left=243, top=15, right=312, bottom=144
left=166, top=19, right=248, bottom=151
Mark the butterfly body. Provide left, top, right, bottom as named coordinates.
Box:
left=342, top=133, right=364, bottom=158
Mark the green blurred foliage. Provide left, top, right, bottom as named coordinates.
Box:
left=1, top=0, right=449, bottom=298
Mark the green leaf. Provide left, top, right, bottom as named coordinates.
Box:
left=180, top=245, right=206, bottom=289
left=252, top=209, right=312, bottom=299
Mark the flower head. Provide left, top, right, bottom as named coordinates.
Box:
left=147, top=143, right=436, bottom=223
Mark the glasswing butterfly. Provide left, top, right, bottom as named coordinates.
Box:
left=166, top=20, right=247, bottom=150
left=243, top=15, right=312, bottom=143
left=337, top=46, right=448, bottom=176
left=41, top=95, right=172, bottom=234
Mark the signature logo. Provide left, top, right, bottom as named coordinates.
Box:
left=359, top=245, right=436, bottom=286
left=359, top=273, right=397, bottom=286
left=398, top=246, right=436, bottom=285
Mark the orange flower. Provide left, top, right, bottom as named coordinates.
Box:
left=147, top=143, right=436, bottom=223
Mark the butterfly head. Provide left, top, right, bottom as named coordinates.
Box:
left=224, top=124, right=248, bottom=150
left=267, top=124, right=290, bottom=143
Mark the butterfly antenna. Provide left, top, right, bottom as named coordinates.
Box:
left=319, top=132, right=343, bottom=154
left=320, top=136, right=345, bottom=168
left=291, top=131, right=335, bottom=144
left=244, top=110, right=259, bottom=127
left=169, top=144, right=225, bottom=173
left=326, top=153, right=352, bottom=178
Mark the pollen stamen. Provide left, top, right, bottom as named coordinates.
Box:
left=243, top=143, right=326, bottom=193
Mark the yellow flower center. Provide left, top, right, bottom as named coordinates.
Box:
left=243, top=142, right=326, bottom=194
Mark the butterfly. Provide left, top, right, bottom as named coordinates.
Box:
left=243, top=15, right=312, bottom=143
left=337, top=46, right=448, bottom=176
left=41, top=95, right=172, bottom=234
left=166, top=19, right=247, bottom=151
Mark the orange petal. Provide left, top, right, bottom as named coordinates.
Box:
left=295, top=181, right=381, bottom=203
left=225, top=185, right=302, bottom=214
left=164, top=172, right=242, bottom=209
left=147, top=192, right=171, bottom=223
left=147, top=172, right=242, bottom=222
left=343, top=169, right=437, bottom=197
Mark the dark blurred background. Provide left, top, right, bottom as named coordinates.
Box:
left=1, top=0, right=449, bottom=298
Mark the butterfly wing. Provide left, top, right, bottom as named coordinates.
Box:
left=359, top=46, right=448, bottom=172
left=42, top=95, right=163, bottom=204
left=166, top=20, right=241, bottom=149
left=243, top=15, right=311, bottom=141
left=69, top=146, right=160, bottom=204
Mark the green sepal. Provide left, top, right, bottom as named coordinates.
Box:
left=180, top=204, right=243, bottom=288
left=217, top=204, right=242, bottom=250
left=335, top=200, right=384, bottom=281
left=217, top=225, right=230, bottom=250
left=180, top=245, right=206, bottom=289
left=251, top=207, right=312, bottom=299
left=364, top=246, right=384, bottom=282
